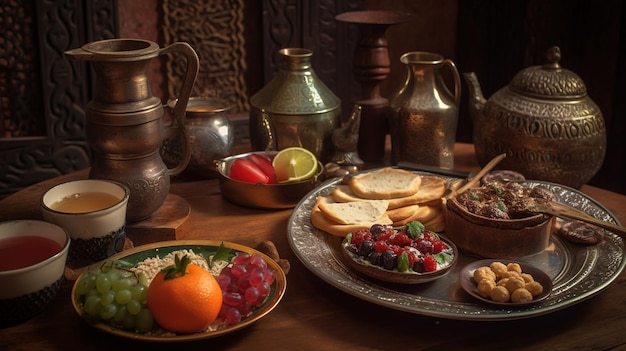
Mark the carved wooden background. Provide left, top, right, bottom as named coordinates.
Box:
left=162, top=0, right=249, bottom=113
left=0, top=0, right=118, bottom=198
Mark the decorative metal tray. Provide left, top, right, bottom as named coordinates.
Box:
left=287, top=172, right=625, bottom=321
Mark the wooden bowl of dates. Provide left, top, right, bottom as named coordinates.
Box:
left=444, top=182, right=555, bottom=259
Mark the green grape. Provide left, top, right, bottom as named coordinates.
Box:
left=100, top=290, right=115, bottom=306
left=77, top=266, right=155, bottom=334
left=115, top=289, right=132, bottom=304
left=96, top=274, right=111, bottom=294
left=122, top=313, right=136, bottom=330
left=112, top=277, right=134, bottom=292
left=76, top=274, right=97, bottom=295
left=105, top=268, right=121, bottom=281
left=135, top=308, right=154, bottom=334
left=113, top=304, right=127, bottom=323
left=84, top=295, right=102, bottom=316
left=85, top=288, right=100, bottom=299
left=130, top=285, right=147, bottom=302
left=127, top=299, right=142, bottom=315
left=99, top=303, right=118, bottom=320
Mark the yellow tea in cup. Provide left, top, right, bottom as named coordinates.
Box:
left=49, top=192, right=120, bottom=213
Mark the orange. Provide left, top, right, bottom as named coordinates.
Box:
left=147, top=255, right=223, bottom=333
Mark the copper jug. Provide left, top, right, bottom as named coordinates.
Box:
left=65, top=39, right=199, bottom=221
left=389, top=52, right=460, bottom=168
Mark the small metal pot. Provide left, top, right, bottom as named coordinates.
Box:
left=216, top=151, right=324, bottom=209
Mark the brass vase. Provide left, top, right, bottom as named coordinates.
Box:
left=249, top=48, right=341, bottom=163
left=389, top=51, right=461, bottom=168
left=65, top=39, right=199, bottom=221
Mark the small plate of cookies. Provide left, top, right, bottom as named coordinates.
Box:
left=459, top=259, right=553, bottom=307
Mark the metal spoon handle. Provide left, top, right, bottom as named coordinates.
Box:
left=529, top=201, right=626, bottom=238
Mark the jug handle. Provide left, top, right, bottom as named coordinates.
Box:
left=159, top=42, right=200, bottom=176
left=443, top=59, right=461, bottom=106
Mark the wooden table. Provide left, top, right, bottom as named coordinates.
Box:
left=1, top=143, right=625, bottom=350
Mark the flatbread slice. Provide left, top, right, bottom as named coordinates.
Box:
left=349, top=167, right=422, bottom=200
left=386, top=204, right=420, bottom=223
left=333, top=175, right=446, bottom=209
left=310, top=199, right=392, bottom=237
left=317, top=196, right=389, bottom=225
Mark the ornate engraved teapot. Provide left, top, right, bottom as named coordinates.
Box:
left=464, top=47, right=606, bottom=189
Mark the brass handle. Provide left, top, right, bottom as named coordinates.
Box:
left=159, top=42, right=200, bottom=176
left=443, top=59, right=461, bottom=106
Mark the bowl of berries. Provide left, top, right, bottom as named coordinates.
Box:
left=216, top=148, right=324, bottom=209
left=341, top=221, right=458, bottom=284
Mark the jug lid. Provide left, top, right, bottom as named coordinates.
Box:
left=508, top=46, right=587, bottom=99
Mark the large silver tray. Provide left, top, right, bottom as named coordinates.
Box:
left=287, top=172, right=625, bottom=321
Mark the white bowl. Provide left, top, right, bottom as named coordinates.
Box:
left=0, top=220, right=70, bottom=327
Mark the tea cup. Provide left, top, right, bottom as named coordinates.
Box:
left=40, top=179, right=130, bottom=262
left=0, top=220, right=70, bottom=327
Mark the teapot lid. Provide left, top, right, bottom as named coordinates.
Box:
left=509, top=46, right=587, bottom=99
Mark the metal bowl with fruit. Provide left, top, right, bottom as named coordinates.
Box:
left=216, top=149, right=324, bottom=209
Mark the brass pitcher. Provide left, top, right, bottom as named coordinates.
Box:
left=66, top=39, right=199, bottom=222
left=389, top=52, right=460, bottom=168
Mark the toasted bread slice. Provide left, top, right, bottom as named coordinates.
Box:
left=349, top=167, right=422, bottom=200
left=311, top=197, right=392, bottom=237
left=334, top=175, right=446, bottom=209
left=317, top=196, right=389, bottom=225
left=386, top=204, right=420, bottom=223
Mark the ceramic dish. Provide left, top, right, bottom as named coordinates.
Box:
left=459, top=259, right=553, bottom=306
left=287, top=169, right=625, bottom=321
left=71, top=240, right=287, bottom=342
left=340, top=236, right=458, bottom=284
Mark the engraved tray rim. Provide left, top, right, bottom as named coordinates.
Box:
left=287, top=169, right=626, bottom=321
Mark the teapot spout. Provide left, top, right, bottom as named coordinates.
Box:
left=463, top=72, right=487, bottom=122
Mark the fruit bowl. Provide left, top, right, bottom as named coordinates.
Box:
left=216, top=151, right=324, bottom=209
left=340, top=230, right=458, bottom=285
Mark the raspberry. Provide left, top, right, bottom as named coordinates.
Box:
left=372, top=240, right=390, bottom=252
left=423, top=255, right=438, bottom=272
left=376, top=228, right=393, bottom=241
left=350, top=229, right=372, bottom=246
left=389, top=233, right=412, bottom=247
left=423, top=231, right=438, bottom=242
left=432, top=240, right=446, bottom=254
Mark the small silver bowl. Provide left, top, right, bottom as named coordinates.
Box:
left=216, top=151, right=324, bottom=209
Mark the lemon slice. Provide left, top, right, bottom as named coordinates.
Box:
left=272, top=147, right=318, bottom=183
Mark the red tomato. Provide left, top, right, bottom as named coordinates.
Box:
left=248, top=154, right=276, bottom=184
left=229, top=159, right=270, bottom=184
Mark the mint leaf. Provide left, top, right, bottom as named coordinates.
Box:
left=209, top=242, right=234, bottom=268
left=406, top=221, right=425, bottom=239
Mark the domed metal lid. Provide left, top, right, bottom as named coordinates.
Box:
left=509, top=47, right=587, bottom=99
